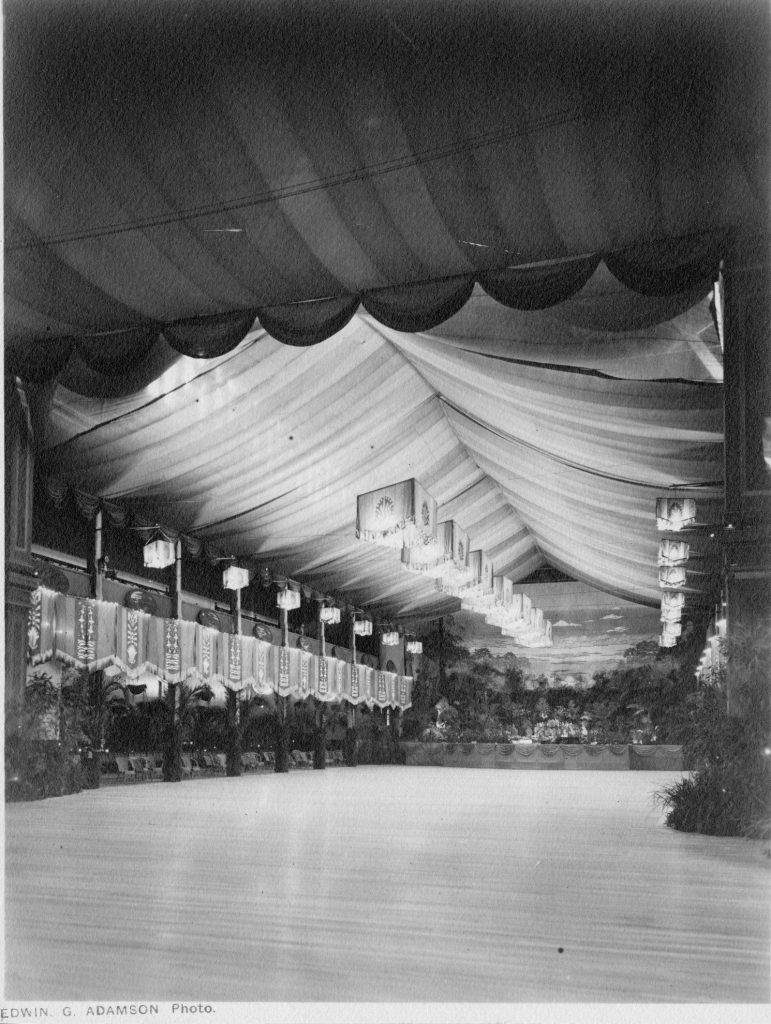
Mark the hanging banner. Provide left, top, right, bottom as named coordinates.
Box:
left=193, top=624, right=217, bottom=685
left=116, top=605, right=150, bottom=677
left=54, top=595, right=117, bottom=672
left=350, top=663, right=360, bottom=701
left=376, top=670, right=388, bottom=705
left=278, top=647, right=291, bottom=695
left=227, top=632, right=243, bottom=690
left=252, top=639, right=274, bottom=695
left=178, top=619, right=196, bottom=683
left=27, top=587, right=56, bottom=665
left=299, top=652, right=312, bottom=696
left=317, top=655, right=329, bottom=697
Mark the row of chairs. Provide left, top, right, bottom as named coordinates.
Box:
left=107, top=748, right=345, bottom=781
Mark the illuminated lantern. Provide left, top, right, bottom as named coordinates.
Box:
left=661, top=592, right=685, bottom=616
left=319, top=605, right=341, bottom=625
left=356, top=479, right=436, bottom=549
left=353, top=617, right=373, bottom=637
left=658, top=634, right=677, bottom=648
left=656, top=497, right=696, bottom=532
left=222, top=566, right=249, bottom=590
left=381, top=631, right=400, bottom=646
left=406, top=640, right=423, bottom=655
left=659, top=567, right=686, bottom=589
left=276, top=585, right=301, bottom=610
left=658, top=539, right=690, bottom=566
left=143, top=537, right=176, bottom=569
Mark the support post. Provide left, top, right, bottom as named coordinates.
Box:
left=274, top=604, right=290, bottom=773
left=93, top=509, right=104, bottom=601
left=313, top=599, right=327, bottom=769
left=344, top=616, right=358, bottom=766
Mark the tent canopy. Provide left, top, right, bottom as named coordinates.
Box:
left=5, top=0, right=768, bottom=644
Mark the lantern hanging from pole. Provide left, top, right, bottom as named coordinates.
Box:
left=143, top=536, right=176, bottom=569
left=659, top=566, right=687, bottom=589
left=406, top=640, right=423, bottom=655
left=657, top=539, right=690, bottom=567
left=656, top=497, right=696, bottom=532
left=276, top=585, right=301, bottom=611
left=381, top=631, right=400, bottom=646
left=353, top=617, right=373, bottom=637
left=356, top=478, right=437, bottom=549
left=319, top=605, right=341, bottom=625
left=223, top=565, right=250, bottom=590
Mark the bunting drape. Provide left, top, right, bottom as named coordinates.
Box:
left=28, top=589, right=413, bottom=710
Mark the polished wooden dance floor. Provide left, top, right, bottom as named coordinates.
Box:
left=5, top=768, right=770, bottom=1004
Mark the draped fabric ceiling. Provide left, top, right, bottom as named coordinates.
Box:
left=4, top=0, right=769, bottom=643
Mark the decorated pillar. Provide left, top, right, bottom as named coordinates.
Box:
left=722, top=234, right=771, bottom=715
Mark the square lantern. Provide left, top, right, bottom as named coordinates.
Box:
left=356, top=478, right=437, bottom=549
left=659, top=567, right=687, bottom=589
left=662, top=620, right=682, bottom=638
left=658, top=539, right=690, bottom=567
left=143, top=537, right=176, bottom=569
left=223, top=565, right=250, bottom=590
left=276, top=587, right=301, bottom=610
left=353, top=617, right=373, bottom=637
left=659, top=634, right=677, bottom=648
left=381, top=631, right=400, bottom=646
left=656, top=497, right=696, bottom=532
left=661, top=591, right=685, bottom=617
left=319, top=605, right=341, bottom=625
left=406, top=640, right=423, bottom=655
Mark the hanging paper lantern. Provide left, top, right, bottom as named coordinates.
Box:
left=222, top=565, right=249, bottom=590
left=319, top=605, right=341, bottom=625
left=276, top=586, right=301, bottom=610
left=356, top=479, right=437, bottom=549
left=659, top=566, right=687, bottom=588
left=353, top=617, right=373, bottom=636
left=406, top=640, right=423, bottom=655
left=658, top=539, right=690, bottom=567
left=661, top=591, right=685, bottom=615
left=656, top=497, right=696, bottom=532
left=143, top=537, right=176, bottom=569
left=381, top=631, right=400, bottom=646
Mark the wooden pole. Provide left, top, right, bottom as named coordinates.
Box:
left=313, top=600, right=327, bottom=769
left=174, top=540, right=182, bottom=621
left=94, top=509, right=104, bottom=601
left=275, top=603, right=290, bottom=772
left=344, top=616, right=358, bottom=766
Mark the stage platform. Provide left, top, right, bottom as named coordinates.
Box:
left=401, top=741, right=685, bottom=769
left=5, top=767, right=769, bottom=1005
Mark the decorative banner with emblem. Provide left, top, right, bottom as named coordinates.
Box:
left=356, top=478, right=437, bottom=549
left=116, top=605, right=151, bottom=677
left=27, top=587, right=57, bottom=666
left=54, top=595, right=117, bottom=671
left=192, top=624, right=217, bottom=686
left=277, top=647, right=292, bottom=695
